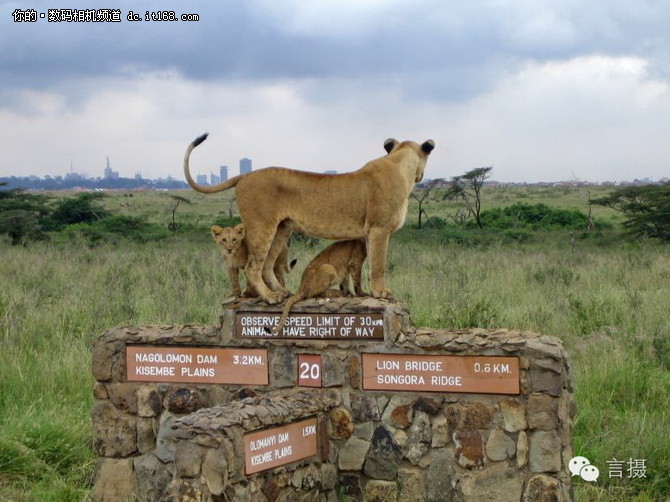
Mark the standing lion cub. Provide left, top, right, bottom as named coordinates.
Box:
left=211, top=224, right=293, bottom=298
left=268, top=239, right=367, bottom=336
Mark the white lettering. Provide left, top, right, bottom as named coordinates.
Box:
left=376, top=360, right=400, bottom=370
left=404, top=361, right=443, bottom=372
left=135, top=353, right=192, bottom=364
left=249, top=435, right=277, bottom=452
left=135, top=366, right=175, bottom=376
left=431, top=375, right=463, bottom=386
left=375, top=374, right=425, bottom=385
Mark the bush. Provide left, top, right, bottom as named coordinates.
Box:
left=57, top=215, right=170, bottom=245
left=479, top=203, right=611, bottom=231
left=46, top=193, right=109, bottom=230
left=424, top=216, right=448, bottom=229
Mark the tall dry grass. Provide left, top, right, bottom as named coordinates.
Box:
left=0, top=229, right=668, bottom=500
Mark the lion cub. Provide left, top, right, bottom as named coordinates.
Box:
left=268, top=239, right=367, bottom=335
left=211, top=224, right=293, bottom=298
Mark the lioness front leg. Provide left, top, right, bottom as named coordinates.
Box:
left=367, top=228, right=394, bottom=299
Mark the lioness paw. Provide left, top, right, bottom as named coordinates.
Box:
left=372, top=288, right=395, bottom=300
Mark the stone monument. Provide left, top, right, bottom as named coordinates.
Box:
left=91, top=296, right=574, bottom=501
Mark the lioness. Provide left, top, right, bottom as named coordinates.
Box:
left=268, top=239, right=367, bottom=336
left=184, top=133, right=434, bottom=304
left=211, top=223, right=294, bottom=298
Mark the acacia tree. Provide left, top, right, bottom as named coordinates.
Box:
left=410, top=179, right=443, bottom=228
left=591, top=182, right=670, bottom=241
left=167, top=195, right=192, bottom=232
left=443, top=167, right=493, bottom=229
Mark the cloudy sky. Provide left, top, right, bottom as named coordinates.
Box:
left=1, top=0, right=669, bottom=182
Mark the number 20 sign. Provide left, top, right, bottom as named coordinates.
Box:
left=298, top=355, right=322, bottom=387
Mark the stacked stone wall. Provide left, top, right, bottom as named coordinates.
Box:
left=91, top=298, right=574, bottom=501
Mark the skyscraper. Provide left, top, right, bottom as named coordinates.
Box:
left=220, top=165, right=228, bottom=181
left=240, top=158, right=252, bottom=175
left=104, top=156, right=119, bottom=180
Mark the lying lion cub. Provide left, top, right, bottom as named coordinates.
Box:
left=211, top=224, right=294, bottom=298
left=185, top=134, right=434, bottom=304
left=267, top=239, right=367, bottom=336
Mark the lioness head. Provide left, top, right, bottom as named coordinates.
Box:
left=211, top=224, right=245, bottom=257
left=384, top=138, right=435, bottom=182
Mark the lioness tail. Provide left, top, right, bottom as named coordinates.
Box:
left=183, top=133, right=244, bottom=194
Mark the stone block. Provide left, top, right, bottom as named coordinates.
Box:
left=364, top=480, right=397, bottom=502
left=347, top=355, right=361, bottom=388
left=454, top=430, right=485, bottom=469
left=431, top=414, right=449, bottom=448
left=136, top=417, right=157, bottom=454
left=92, top=457, right=136, bottom=501
left=330, top=407, right=354, bottom=439
left=530, top=366, right=563, bottom=396
left=529, top=431, right=562, bottom=473
left=106, top=383, right=138, bottom=414
left=398, top=467, right=426, bottom=502
left=517, top=431, right=529, bottom=469
left=136, top=386, right=163, bottom=417
left=527, top=393, right=559, bottom=430
left=174, top=440, right=205, bottom=478
left=91, top=401, right=137, bottom=458
left=350, top=393, right=381, bottom=422
left=523, top=474, right=561, bottom=502
left=202, top=447, right=228, bottom=496
left=322, top=353, right=345, bottom=387
left=460, top=462, right=523, bottom=502
left=406, top=411, right=431, bottom=465
left=446, top=402, right=493, bottom=430
left=485, top=427, right=516, bottom=461
left=427, top=448, right=460, bottom=502
left=134, top=454, right=172, bottom=502
left=338, top=436, right=370, bottom=471
left=166, top=387, right=205, bottom=414
left=499, top=397, right=528, bottom=432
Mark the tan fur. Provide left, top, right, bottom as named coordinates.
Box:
left=270, top=239, right=367, bottom=335
left=211, top=224, right=292, bottom=298
left=186, top=133, right=434, bottom=304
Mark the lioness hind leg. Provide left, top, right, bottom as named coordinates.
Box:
left=263, top=223, right=292, bottom=297
left=244, top=225, right=284, bottom=305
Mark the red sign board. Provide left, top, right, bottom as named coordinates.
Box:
left=244, top=418, right=318, bottom=474
left=126, top=346, right=269, bottom=385
left=362, top=354, right=519, bottom=394
left=298, top=355, right=322, bottom=387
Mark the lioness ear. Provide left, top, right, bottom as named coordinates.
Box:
left=383, top=138, right=398, bottom=154
left=421, top=140, right=435, bottom=155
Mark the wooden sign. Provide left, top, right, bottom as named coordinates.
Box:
left=362, top=354, right=519, bottom=394
left=126, top=346, right=268, bottom=385
left=298, top=355, right=322, bottom=388
left=236, top=312, right=384, bottom=340
left=244, top=418, right=318, bottom=474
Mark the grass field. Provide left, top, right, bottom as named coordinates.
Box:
left=0, top=186, right=668, bottom=501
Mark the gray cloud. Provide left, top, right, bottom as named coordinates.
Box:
left=2, top=0, right=668, bottom=102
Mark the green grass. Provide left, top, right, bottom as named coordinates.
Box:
left=1, top=186, right=669, bottom=501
